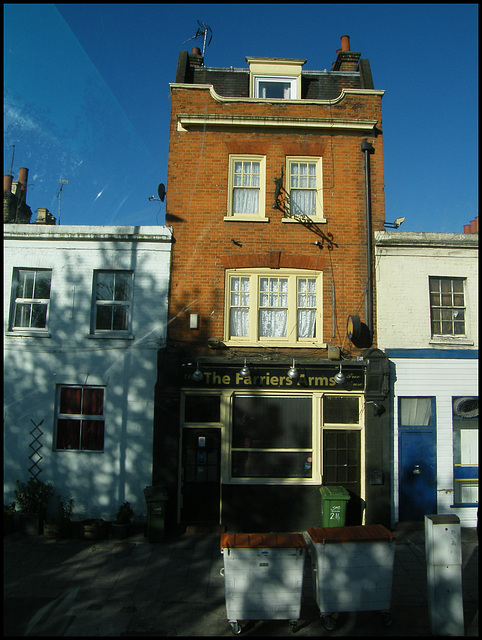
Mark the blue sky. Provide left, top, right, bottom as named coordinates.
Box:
left=4, top=3, right=478, bottom=232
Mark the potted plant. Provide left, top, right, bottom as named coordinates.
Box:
left=14, top=478, right=54, bottom=535
left=44, top=495, right=74, bottom=539
left=111, top=501, right=134, bottom=539
left=81, top=518, right=107, bottom=540
left=4, top=502, right=16, bottom=535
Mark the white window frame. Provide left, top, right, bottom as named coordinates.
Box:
left=224, top=268, right=324, bottom=347
left=254, top=75, right=297, bottom=99
left=283, top=156, right=325, bottom=222
left=225, top=155, right=267, bottom=221
left=429, top=276, right=466, bottom=338
left=91, top=270, right=133, bottom=337
left=9, top=268, right=52, bottom=335
left=54, top=384, right=106, bottom=452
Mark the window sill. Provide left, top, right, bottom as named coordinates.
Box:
left=429, top=337, right=474, bottom=347
left=227, top=478, right=321, bottom=485
left=224, top=216, right=270, bottom=222
left=87, top=333, right=134, bottom=340
left=5, top=330, right=51, bottom=338
left=281, top=217, right=326, bottom=224
left=225, top=339, right=325, bottom=348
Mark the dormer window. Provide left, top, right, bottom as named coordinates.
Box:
left=254, top=76, right=297, bottom=99
left=247, top=57, right=305, bottom=100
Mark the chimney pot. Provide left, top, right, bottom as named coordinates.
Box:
left=17, top=167, right=28, bottom=201
left=4, top=174, right=13, bottom=192
left=470, top=218, right=478, bottom=233
left=341, top=35, right=350, bottom=52
left=191, top=46, right=201, bottom=56
left=464, top=224, right=471, bottom=234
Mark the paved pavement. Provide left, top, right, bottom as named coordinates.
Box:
left=4, top=523, right=478, bottom=637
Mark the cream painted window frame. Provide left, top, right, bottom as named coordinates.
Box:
left=224, top=268, right=324, bottom=347
left=283, top=156, right=325, bottom=223
left=225, top=155, right=267, bottom=221
left=254, top=75, right=298, bottom=99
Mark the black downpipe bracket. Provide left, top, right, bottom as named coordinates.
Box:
left=361, top=139, right=374, bottom=337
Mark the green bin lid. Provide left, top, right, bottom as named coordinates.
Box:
left=319, top=485, right=350, bottom=499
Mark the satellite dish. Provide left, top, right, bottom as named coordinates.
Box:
left=158, top=183, right=166, bottom=202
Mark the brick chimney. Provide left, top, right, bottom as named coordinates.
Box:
left=463, top=216, right=478, bottom=233
left=188, top=46, right=204, bottom=68
left=3, top=167, right=32, bottom=224
left=332, top=35, right=361, bottom=71
left=35, top=207, right=57, bottom=225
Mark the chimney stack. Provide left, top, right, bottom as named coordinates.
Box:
left=189, top=46, right=204, bottom=68
left=35, top=207, right=56, bottom=225
left=18, top=167, right=28, bottom=202
left=332, top=35, right=360, bottom=72
left=463, top=216, right=478, bottom=233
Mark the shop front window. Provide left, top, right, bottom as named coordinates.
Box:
left=231, top=395, right=312, bottom=478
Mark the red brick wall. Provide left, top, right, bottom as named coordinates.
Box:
left=166, top=87, right=385, bottom=357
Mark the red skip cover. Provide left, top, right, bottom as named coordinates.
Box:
left=307, top=524, right=397, bottom=544
left=220, top=532, right=306, bottom=549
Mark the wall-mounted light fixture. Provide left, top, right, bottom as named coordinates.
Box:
left=191, top=362, right=204, bottom=382
left=239, top=359, right=251, bottom=378
left=334, top=363, right=345, bottom=385
left=287, top=359, right=299, bottom=381
left=384, top=216, right=405, bottom=229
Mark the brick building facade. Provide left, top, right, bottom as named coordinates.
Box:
left=156, top=37, right=392, bottom=532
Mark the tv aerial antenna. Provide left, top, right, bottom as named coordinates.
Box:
left=183, top=20, right=213, bottom=57
left=57, top=178, right=68, bottom=225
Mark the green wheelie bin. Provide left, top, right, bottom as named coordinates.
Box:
left=319, top=485, right=350, bottom=527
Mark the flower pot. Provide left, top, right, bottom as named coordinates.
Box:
left=81, top=519, right=107, bottom=540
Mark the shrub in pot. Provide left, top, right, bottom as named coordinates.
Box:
left=81, top=518, right=107, bottom=540
left=14, top=478, right=54, bottom=535
left=111, top=501, right=134, bottom=539
left=44, top=495, right=74, bottom=539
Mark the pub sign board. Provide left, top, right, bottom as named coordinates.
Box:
left=181, top=363, right=364, bottom=390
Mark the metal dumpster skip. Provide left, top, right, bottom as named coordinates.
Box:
left=220, top=532, right=307, bottom=635
left=305, top=525, right=397, bottom=630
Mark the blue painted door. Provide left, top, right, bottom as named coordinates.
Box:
left=399, top=397, right=437, bottom=521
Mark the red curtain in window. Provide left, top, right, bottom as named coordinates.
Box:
left=60, top=387, right=82, bottom=414
left=83, top=388, right=104, bottom=415
left=56, top=419, right=80, bottom=449
left=81, top=420, right=105, bottom=450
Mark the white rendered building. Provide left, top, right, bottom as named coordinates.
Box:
left=375, top=230, right=478, bottom=527
left=4, top=224, right=172, bottom=521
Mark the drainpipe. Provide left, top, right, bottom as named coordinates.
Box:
left=361, top=139, right=374, bottom=337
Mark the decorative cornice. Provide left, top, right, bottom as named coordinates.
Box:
left=3, top=224, right=173, bottom=243
left=177, top=113, right=378, bottom=133
left=169, top=83, right=384, bottom=104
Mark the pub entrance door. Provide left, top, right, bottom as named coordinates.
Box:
left=322, top=429, right=363, bottom=525
left=180, top=427, right=221, bottom=524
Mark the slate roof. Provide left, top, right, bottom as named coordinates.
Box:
left=175, top=50, right=375, bottom=100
